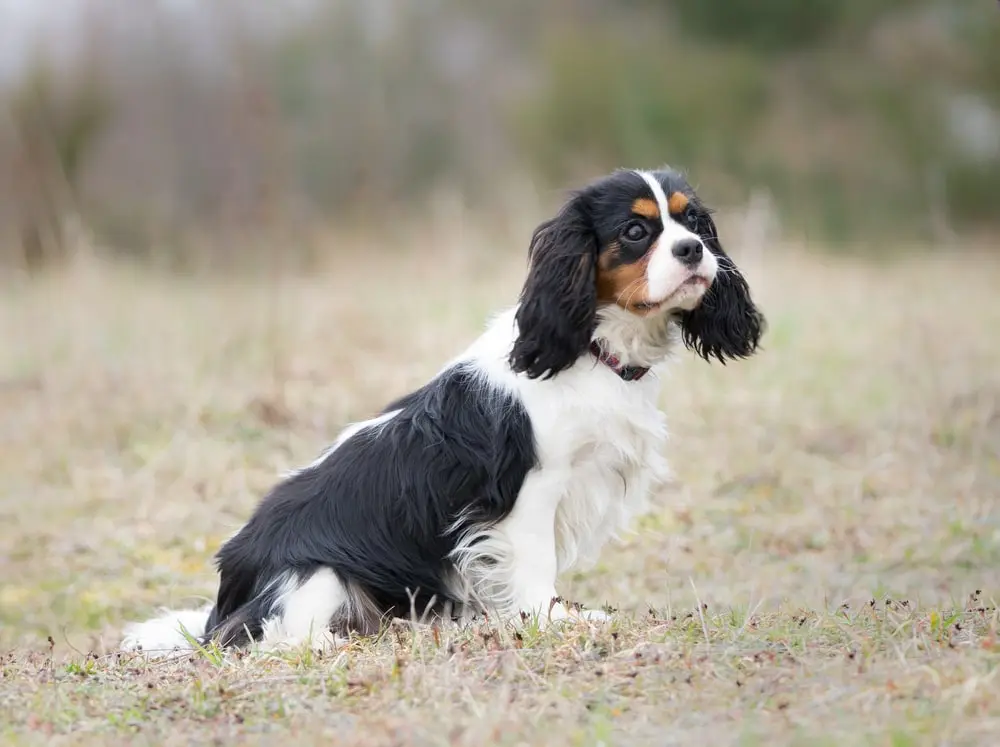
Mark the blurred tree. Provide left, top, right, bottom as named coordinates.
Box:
left=630, top=0, right=913, bottom=53
left=8, top=56, right=111, bottom=270
left=672, top=0, right=844, bottom=52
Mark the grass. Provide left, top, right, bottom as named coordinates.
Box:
left=2, top=223, right=999, bottom=745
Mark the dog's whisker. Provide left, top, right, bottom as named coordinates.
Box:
left=615, top=277, right=646, bottom=306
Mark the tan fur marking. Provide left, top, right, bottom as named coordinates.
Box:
left=630, top=198, right=659, bottom=220
left=596, top=241, right=656, bottom=314
left=667, top=191, right=689, bottom=214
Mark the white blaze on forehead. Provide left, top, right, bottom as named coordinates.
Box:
left=634, top=170, right=710, bottom=301
left=634, top=170, right=694, bottom=245
left=635, top=170, right=671, bottom=219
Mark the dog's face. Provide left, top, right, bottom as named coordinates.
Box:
left=590, top=170, right=719, bottom=316
left=510, top=168, right=765, bottom=379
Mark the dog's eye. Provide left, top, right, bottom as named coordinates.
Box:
left=623, top=222, right=648, bottom=242
left=684, top=209, right=700, bottom=230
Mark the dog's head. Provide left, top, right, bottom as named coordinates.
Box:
left=509, top=168, right=765, bottom=379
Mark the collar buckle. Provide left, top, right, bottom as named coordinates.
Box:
left=589, top=341, right=650, bottom=382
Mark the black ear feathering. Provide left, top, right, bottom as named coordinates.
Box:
left=680, top=214, right=766, bottom=364
left=509, top=195, right=599, bottom=380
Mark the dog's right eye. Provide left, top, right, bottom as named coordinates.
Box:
left=623, top=222, right=648, bottom=242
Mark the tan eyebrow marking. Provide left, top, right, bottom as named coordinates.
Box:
left=630, top=198, right=660, bottom=219
left=668, top=191, right=689, bottom=214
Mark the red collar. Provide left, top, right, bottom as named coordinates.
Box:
left=589, top=341, right=651, bottom=382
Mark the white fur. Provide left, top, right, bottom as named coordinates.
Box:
left=258, top=568, right=348, bottom=653
left=637, top=170, right=718, bottom=305
left=121, top=572, right=349, bottom=657
left=120, top=604, right=214, bottom=657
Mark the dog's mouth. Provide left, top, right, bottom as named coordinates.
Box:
left=633, top=300, right=663, bottom=312
left=634, top=276, right=710, bottom=313
left=682, top=275, right=711, bottom=290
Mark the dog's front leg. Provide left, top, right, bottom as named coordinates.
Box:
left=495, top=472, right=609, bottom=629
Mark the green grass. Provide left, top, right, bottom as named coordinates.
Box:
left=2, top=228, right=999, bottom=745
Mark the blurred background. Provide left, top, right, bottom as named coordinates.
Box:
left=1, top=0, right=998, bottom=273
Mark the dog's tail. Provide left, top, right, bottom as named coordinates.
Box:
left=120, top=605, right=214, bottom=658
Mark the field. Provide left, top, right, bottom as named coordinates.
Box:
left=2, top=222, right=999, bottom=745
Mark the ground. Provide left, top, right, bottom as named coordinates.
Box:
left=1, top=227, right=999, bottom=745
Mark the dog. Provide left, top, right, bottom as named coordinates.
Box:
left=120, top=167, right=765, bottom=656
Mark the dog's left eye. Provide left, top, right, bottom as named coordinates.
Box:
left=623, top=222, right=649, bottom=242
left=684, top=209, right=700, bottom=230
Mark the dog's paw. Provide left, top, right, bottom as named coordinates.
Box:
left=259, top=629, right=347, bottom=657
left=575, top=607, right=612, bottom=624
left=541, top=601, right=613, bottom=628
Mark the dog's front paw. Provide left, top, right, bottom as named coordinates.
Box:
left=575, top=607, right=612, bottom=624
left=541, top=599, right=613, bottom=628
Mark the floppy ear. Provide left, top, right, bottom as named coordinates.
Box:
left=679, top=213, right=766, bottom=363
left=509, top=195, right=598, bottom=380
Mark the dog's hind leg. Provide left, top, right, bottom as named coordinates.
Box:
left=257, top=567, right=350, bottom=654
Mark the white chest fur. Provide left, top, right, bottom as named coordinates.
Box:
left=463, top=307, right=673, bottom=581
left=525, top=364, right=671, bottom=573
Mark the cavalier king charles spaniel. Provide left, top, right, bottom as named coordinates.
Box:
left=121, top=167, right=765, bottom=656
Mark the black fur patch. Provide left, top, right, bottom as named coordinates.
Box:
left=643, top=168, right=765, bottom=362
left=204, top=364, right=537, bottom=647
left=509, top=198, right=599, bottom=380
left=676, top=211, right=766, bottom=363
left=510, top=170, right=661, bottom=380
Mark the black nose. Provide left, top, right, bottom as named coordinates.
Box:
left=671, top=238, right=703, bottom=266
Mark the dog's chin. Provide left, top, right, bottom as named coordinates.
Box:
left=635, top=276, right=710, bottom=315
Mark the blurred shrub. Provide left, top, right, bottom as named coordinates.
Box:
left=671, top=0, right=844, bottom=53
left=6, top=56, right=111, bottom=269
left=513, top=26, right=768, bottom=185
left=268, top=3, right=465, bottom=211
left=942, top=5, right=1000, bottom=227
